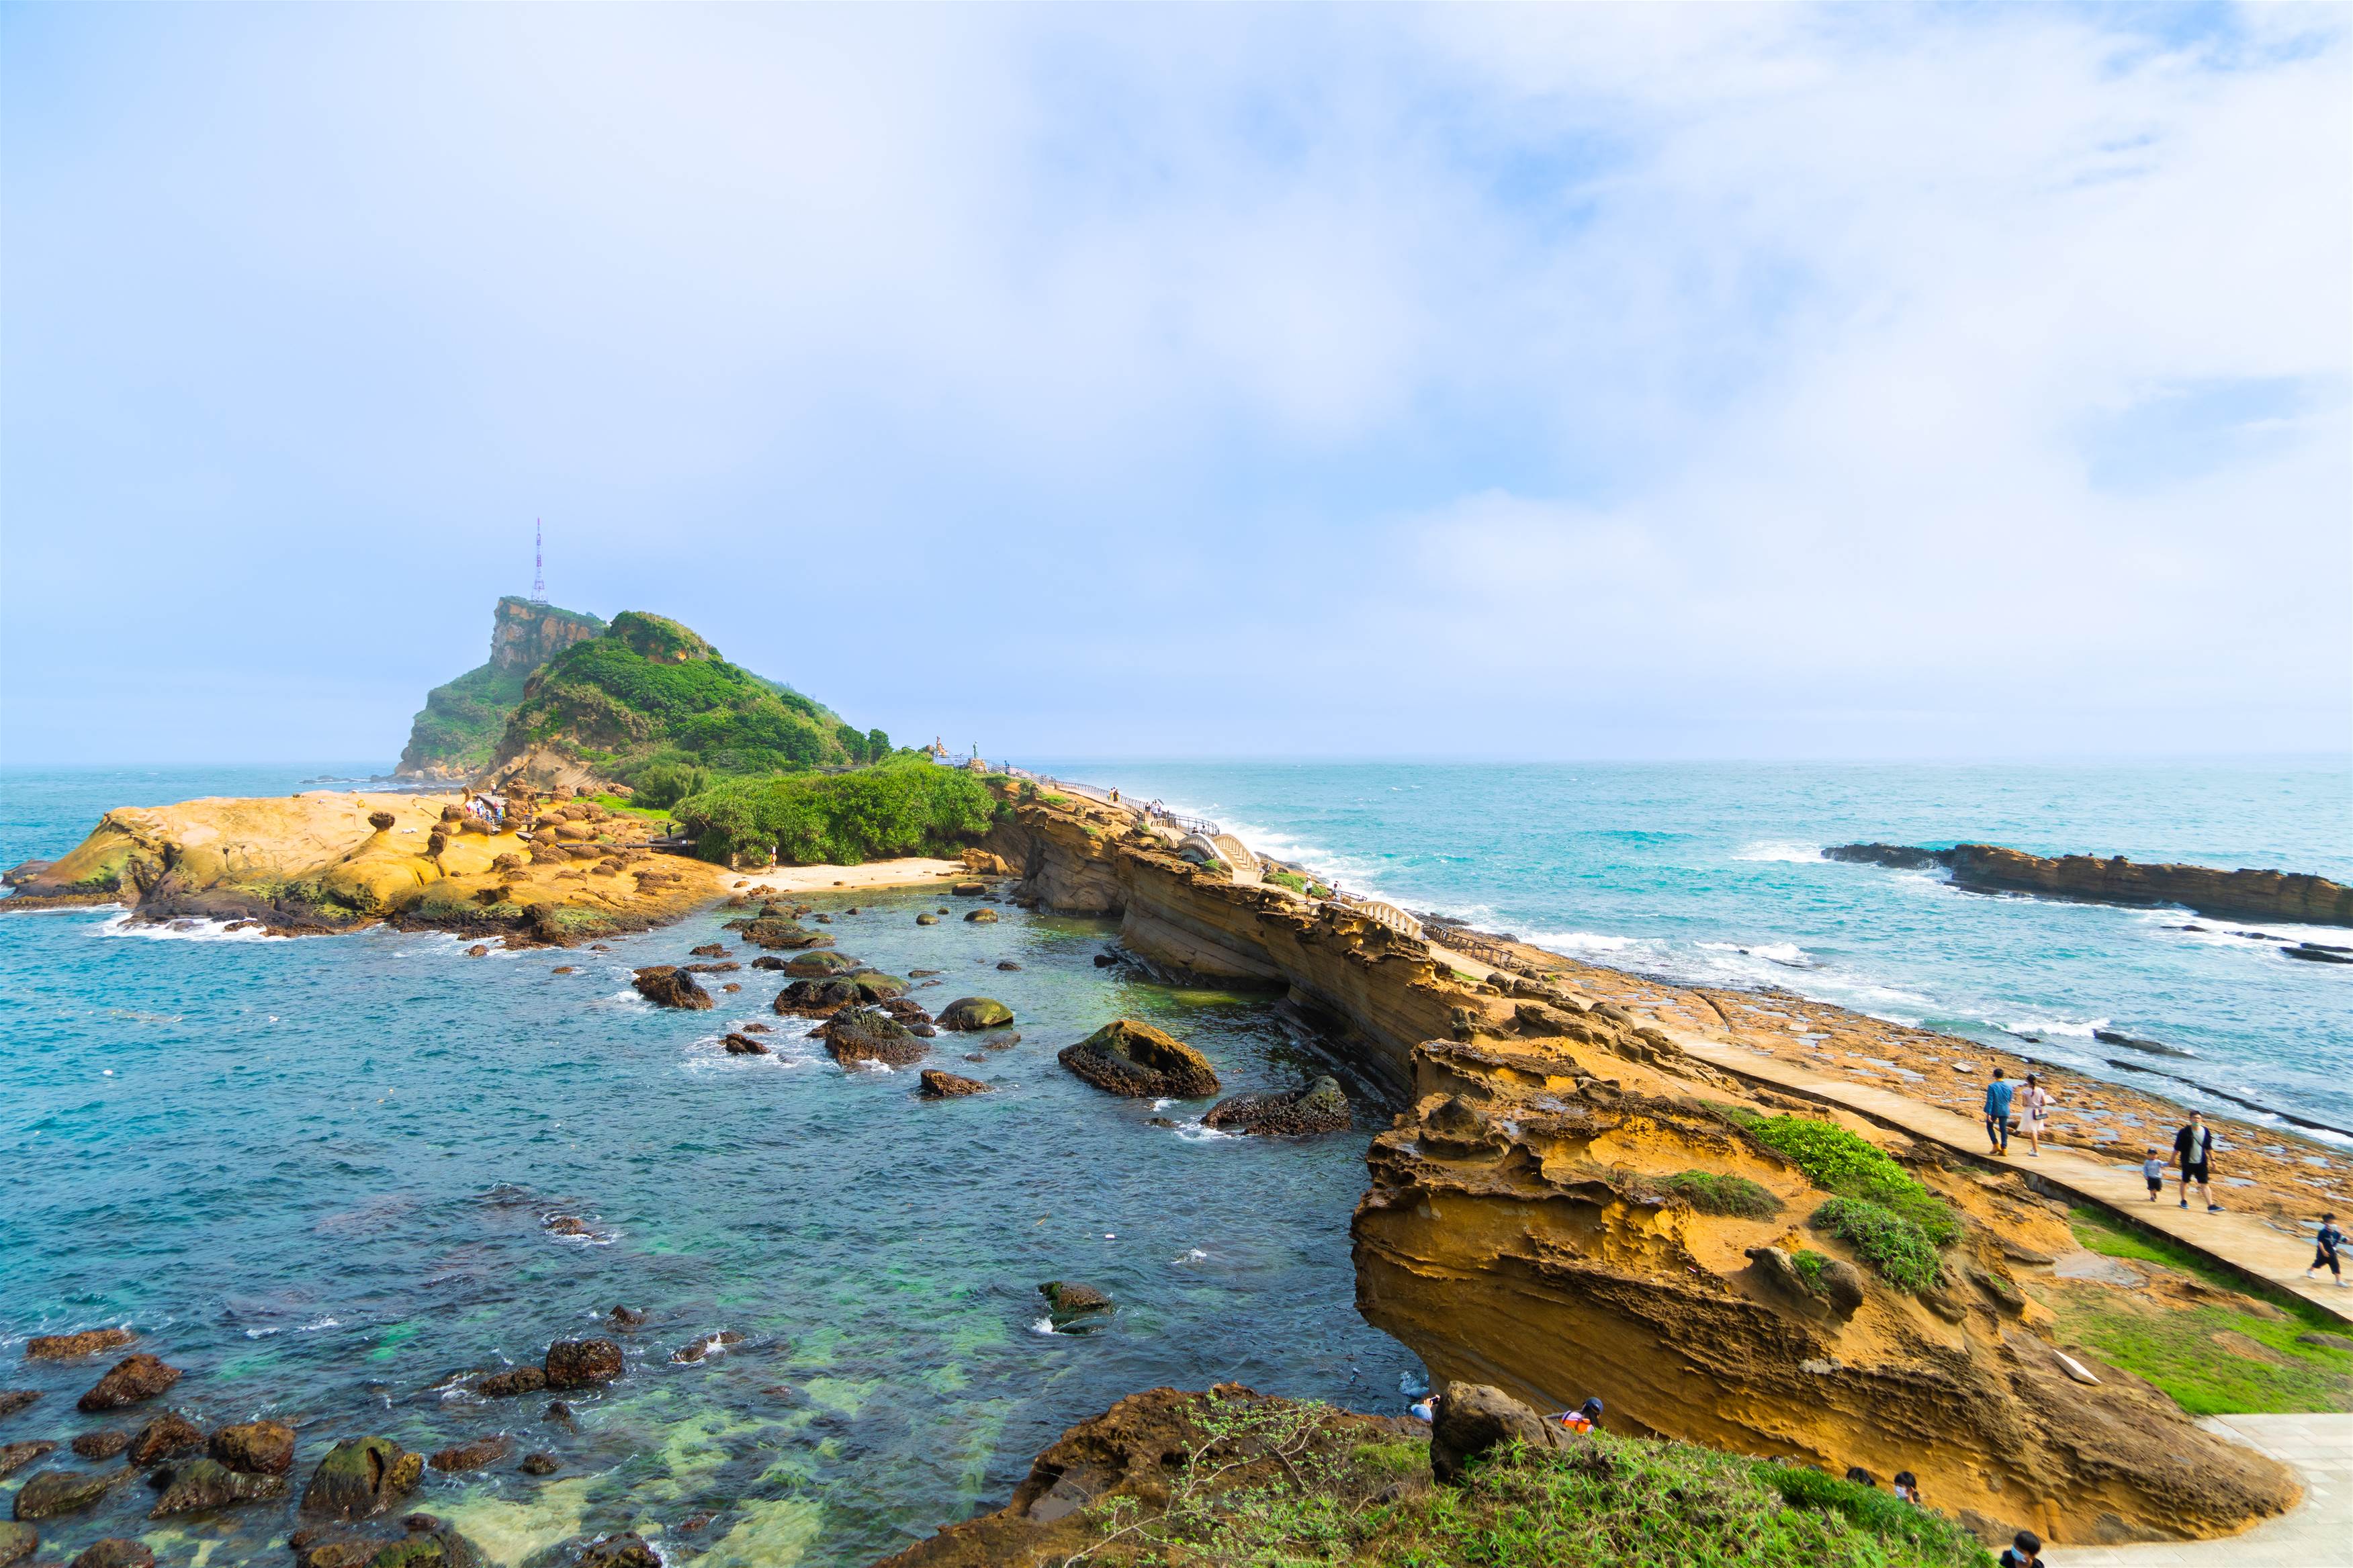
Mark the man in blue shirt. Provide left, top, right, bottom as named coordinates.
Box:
left=1983, top=1068, right=2014, bottom=1156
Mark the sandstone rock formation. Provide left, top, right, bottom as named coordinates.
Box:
left=1059, top=1019, right=1220, bottom=1098
left=1202, top=1075, right=1351, bottom=1135
left=1826, top=842, right=2353, bottom=926
left=918, top=1070, right=991, bottom=1098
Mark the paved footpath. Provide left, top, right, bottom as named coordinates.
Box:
left=2053, top=1414, right=2353, bottom=1567
left=1665, top=1033, right=2353, bottom=1328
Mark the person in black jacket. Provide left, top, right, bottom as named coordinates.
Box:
left=2174, top=1111, right=2220, bottom=1213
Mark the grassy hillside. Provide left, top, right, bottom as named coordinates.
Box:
left=667, top=753, right=1001, bottom=864
left=396, top=598, right=607, bottom=776
left=493, top=611, right=890, bottom=802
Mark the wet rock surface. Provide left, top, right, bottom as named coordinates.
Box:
left=0, top=1523, right=32, bottom=1568
left=918, top=1070, right=992, bottom=1099
left=0, top=1442, right=54, bottom=1480
left=543, top=1338, right=624, bottom=1389
left=298, top=1436, right=423, bottom=1520
left=67, top=1538, right=154, bottom=1568
left=14, top=1466, right=128, bottom=1520
left=76, top=1354, right=180, bottom=1412
left=1202, top=1075, right=1351, bottom=1135
left=428, top=1434, right=512, bottom=1472
left=151, top=1455, right=291, bottom=1516
left=936, top=996, right=1013, bottom=1030
left=630, top=965, right=713, bottom=1009
left=24, top=1329, right=136, bottom=1362
left=822, top=1005, right=928, bottom=1067
left=0, top=1392, right=37, bottom=1420
left=211, top=1418, right=297, bottom=1475
left=70, top=1430, right=130, bottom=1460
left=125, top=1412, right=203, bottom=1465
left=1059, top=1018, right=1220, bottom=1098
left=474, top=1366, right=546, bottom=1398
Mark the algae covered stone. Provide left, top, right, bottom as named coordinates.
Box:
left=630, top=966, right=713, bottom=1010
left=25, top=1328, right=136, bottom=1361
left=936, top=997, right=1013, bottom=1031
left=1202, top=1076, right=1351, bottom=1136
left=211, top=1419, right=297, bottom=1475
left=823, top=1007, right=927, bottom=1068
left=1059, top=1019, right=1220, bottom=1098
left=298, top=1436, right=423, bottom=1520
left=544, top=1338, right=625, bottom=1389
left=151, top=1457, right=290, bottom=1516
left=0, top=1522, right=34, bottom=1568
left=77, top=1352, right=180, bottom=1411
left=15, top=1467, right=127, bottom=1520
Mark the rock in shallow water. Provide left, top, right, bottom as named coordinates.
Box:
left=519, top=1452, right=561, bottom=1476
left=822, top=1006, right=928, bottom=1067
left=150, top=1456, right=289, bottom=1516
left=0, top=1392, right=37, bottom=1419
left=71, top=1430, right=130, bottom=1460
left=1059, top=1019, right=1220, bottom=1098
left=1037, top=1281, right=1112, bottom=1324
left=0, top=1522, right=34, bottom=1568
left=918, top=1070, right=991, bottom=1099
left=936, top=997, right=1013, bottom=1030
left=212, top=1419, right=297, bottom=1475
left=544, top=1338, right=623, bottom=1389
left=77, top=1354, right=180, bottom=1412
left=24, top=1328, right=136, bottom=1361
left=963, top=907, right=998, bottom=923
left=0, top=1443, right=53, bottom=1479
left=474, top=1367, right=545, bottom=1398
left=429, top=1435, right=511, bottom=1473
left=298, top=1436, right=423, bottom=1520
left=722, top=1032, right=770, bottom=1056
left=15, top=1466, right=128, bottom=1520
left=68, top=1538, right=154, bottom=1568
left=126, top=1412, right=203, bottom=1465
left=630, top=966, right=713, bottom=1010
left=1202, top=1076, right=1351, bottom=1136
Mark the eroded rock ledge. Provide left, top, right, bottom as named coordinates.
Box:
left=1826, top=841, right=2353, bottom=927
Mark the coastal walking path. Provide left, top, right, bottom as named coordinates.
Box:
left=1660, top=1032, right=2353, bottom=1327
left=2051, top=1413, right=2353, bottom=1567
left=1414, top=935, right=2353, bottom=1328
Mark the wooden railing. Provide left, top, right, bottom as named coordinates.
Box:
left=1329, top=890, right=1424, bottom=939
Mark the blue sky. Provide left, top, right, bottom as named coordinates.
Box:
left=2, top=3, right=2346, bottom=765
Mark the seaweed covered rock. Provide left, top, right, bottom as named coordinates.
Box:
left=0, top=1524, right=32, bottom=1568
left=1038, top=1281, right=1113, bottom=1324
left=150, top=1457, right=290, bottom=1516
left=0, top=1443, right=53, bottom=1479
left=473, top=1367, right=545, bottom=1399
left=77, top=1354, right=180, bottom=1412
left=936, top=997, right=1013, bottom=1031
left=739, top=918, right=830, bottom=952
left=918, top=1070, right=991, bottom=1099
left=823, top=1007, right=927, bottom=1068
left=1059, top=1019, right=1220, bottom=1098
left=964, top=908, right=999, bottom=924
left=572, top=1533, right=662, bottom=1568
left=298, top=1436, right=423, bottom=1520
left=543, top=1338, right=624, bottom=1389
left=14, top=1467, right=128, bottom=1520
left=126, top=1412, right=204, bottom=1465
left=783, top=950, right=860, bottom=978
left=67, top=1539, right=154, bottom=1568
left=290, top=1512, right=482, bottom=1568
left=1202, top=1076, right=1351, bottom=1136
left=774, top=971, right=905, bottom=1017
left=631, top=966, right=712, bottom=1010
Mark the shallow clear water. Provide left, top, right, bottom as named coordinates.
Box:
left=0, top=768, right=1417, bottom=1567
left=1032, top=758, right=2353, bottom=1137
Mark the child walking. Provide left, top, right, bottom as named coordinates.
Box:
left=2309, top=1213, right=2346, bottom=1287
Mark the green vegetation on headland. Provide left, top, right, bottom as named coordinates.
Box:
left=501, top=611, right=885, bottom=784
left=667, top=754, right=1002, bottom=866
left=398, top=597, right=607, bottom=776
left=1716, top=1111, right=1957, bottom=1293
left=2055, top=1207, right=2353, bottom=1415
left=1064, top=1395, right=1989, bottom=1568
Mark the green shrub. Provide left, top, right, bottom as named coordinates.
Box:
left=1264, top=868, right=1310, bottom=894
left=1659, top=1170, right=1783, bottom=1220
left=1812, top=1198, right=1943, bottom=1292
left=629, top=759, right=711, bottom=810
left=1747, top=1115, right=1958, bottom=1245
left=670, top=756, right=1001, bottom=865
left=1761, top=1464, right=1981, bottom=1561
left=1791, top=1248, right=1831, bottom=1293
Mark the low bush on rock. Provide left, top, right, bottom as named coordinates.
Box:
left=1658, top=1170, right=1783, bottom=1220
left=1741, top=1115, right=1958, bottom=1246
left=1810, top=1197, right=1945, bottom=1293
left=671, top=757, right=1001, bottom=866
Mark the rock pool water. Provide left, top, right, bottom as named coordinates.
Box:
left=0, top=872, right=1420, bottom=1566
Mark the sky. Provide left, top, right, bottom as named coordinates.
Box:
left=2, top=3, right=2347, bottom=766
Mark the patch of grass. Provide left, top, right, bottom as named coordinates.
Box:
left=1071, top=1392, right=1991, bottom=1567
left=1264, top=868, right=1311, bottom=894
left=1812, top=1198, right=1943, bottom=1293
left=2069, top=1207, right=2332, bottom=1324
left=1793, top=1248, right=1832, bottom=1293
left=588, top=793, right=669, bottom=821
left=1748, top=1115, right=1959, bottom=1246
left=1659, top=1170, right=1784, bottom=1220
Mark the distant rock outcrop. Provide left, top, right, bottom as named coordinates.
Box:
left=397, top=596, right=608, bottom=780
left=1824, top=841, right=2353, bottom=927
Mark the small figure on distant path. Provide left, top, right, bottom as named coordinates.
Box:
left=1998, top=1528, right=2044, bottom=1568
left=1892, top=1470, right=1922, bottom=1505
left=1408, top=1394, right=1437, bottom=1423
left=2308, top=1212, right=2346, bottom=1287
left=1556, top=1397, right=1603, bottom=1434
left=2142, top=1148, right=2166, bottom=1202
left=2174, top=1111, right=2220, bottom=1211
left=2018, top=1072, right=2052, bottom=1157
left=1983, top=1068, right=2014, bottom=1155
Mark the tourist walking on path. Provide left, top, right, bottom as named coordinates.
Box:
left=2310, top=1213, right=2347, bottom=1286
left=2141, top=1148, right=2166, bottom=1201
left=1983, top=1068, right=2015, bottom=1155
left=2018, top=1073, right=2053, bottom=1157
left=1997, top=1529, right=2043, bottom=1568
left=2174, top=1111, right=2220, bottom=1211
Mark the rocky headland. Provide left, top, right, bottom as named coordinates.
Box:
left=1826, top=841, right=2353, bottom=927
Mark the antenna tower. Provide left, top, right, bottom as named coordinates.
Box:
left=532, top=519, right=546, bottom=602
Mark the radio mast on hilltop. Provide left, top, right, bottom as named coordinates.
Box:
left=532, top=519, right=547, bottom=602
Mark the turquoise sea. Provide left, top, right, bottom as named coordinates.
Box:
left=2, top=759, right=2348, bottom=1566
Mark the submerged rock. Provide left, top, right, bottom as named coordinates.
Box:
left=668, top=1332, right=744, bottom=1365
left=519, top=1452, right=562, bottom=1476
left=0, top=1443, right=54, bottom=1479
left=783, top=950, right=860, bottom=978
left=1037, top=1281, right=1112, bottom=1324
left=543, top=1339, right=623, bottom=1389
left=288, top=1512, right=482, bottom=1568
left=1059, top=1019, right=1220, bottom=1098
left=211, top=1419, right=296, bottom=1475
left=0, top=1524, right=32, bottom=1568
left=25, top=1328, right=136, bottom=1361
left=1202, top=1076, right=1351, bottom=1136
left=631, top=966, right=713, bottom=1010
left=473, top=1367, right=546, bottom=1398
left=15, top=1466, right=128, bottom=1520
left=298, top=1436, right=423, bottom=1520
left=915, top=913, right=938, bottom=925
left=71, top=1430, right=130, bottom=1460
left=573, top=1532, right=659, bottom=1567
left=937, top=997, right=1014, bottom=1031
left=150, top=1456, right=289, bottom=1516
left=822, top=1007, right=927, bottom=1068
left=964, top=908, right=999, bottom=923
left=918, top=1070, right=992, bottom=1099
left=429, top=1435, right=511, bottom=1473
left=68, top=1539, right=154, bottom=1568
left=77, top=1354, right=180, bottom=1412
left=0, top=1392, right=38, bottom=1419
left=721, top=1032, right=770, bottom=1056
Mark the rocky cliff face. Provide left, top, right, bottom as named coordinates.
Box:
left=1826, top=841, right=2353, bottom=927
left=985, top=790, right=2301, bottom=1547
left=397, top=598, right=607, bottom=780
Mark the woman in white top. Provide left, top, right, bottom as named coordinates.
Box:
left=2020, top=1073, right=2053, bottom=1157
